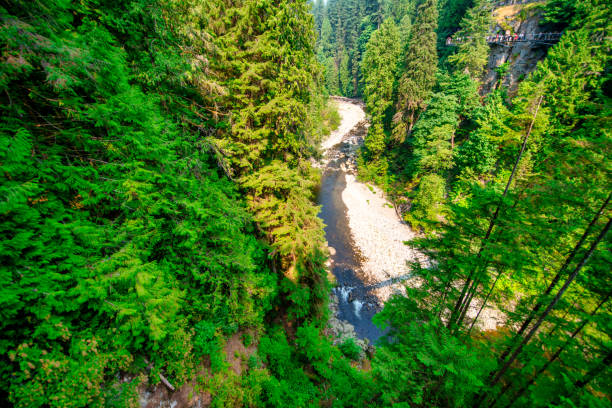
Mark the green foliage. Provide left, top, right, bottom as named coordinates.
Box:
left=257, top=328, right=319, bottom=406
left=324, top=56, right=341, bottom=94
left=205, top=1, right=329, bottom=305
left=312, top=0, right=381, bottom=97
left=455, top=91, right=510, bottom=176
left=325, top=103, right=343, bottom=133
left=447, top=0, right=492, bottom=79
left=378, top=0, right=413, bottom=22
left=194, top=321, right=218, bottom=357
left=338, top=338, right=362, bottom=360
left=362, top=18, right=402, bottom=123
left=319, top=15, right=334, bottom=57
left=391, top=2, right=612, bottom=406
left=354, top=1, right=611, bottom=405
left=242, top=333, right=253, bottom=348
left=308, top=93, right=341, bottom=147
left=193, top=321, right=225, bottom=372
left=8, top=335, right=132, bottom=408
left=3, top=0, right=612, bottom=406
left=360, top=17, right=402, bottom=177
left=295, top=323, right=376, bottom=406
left=373, top=296, right=495, bottom=407
left=393, top=0, right=439, bottom=140
left=543, top=0, right=587, bottom=29
left=406, top=174, right=446, bottom=229
left=411, top=92, right=459, bottom=174
left=0, top=0, right=330, bottom=405
left=339, top=50, right=352, bottom=95
left=437, top=0, right=474, bottom=61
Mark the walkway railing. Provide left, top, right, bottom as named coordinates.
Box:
left=446, top=32, right=562, bottom=46
left=491, top=0, right=542, bottom=8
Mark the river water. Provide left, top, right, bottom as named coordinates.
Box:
left=317, top=156, right=386, bottom=342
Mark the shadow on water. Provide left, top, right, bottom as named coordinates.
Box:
left=316, top=161, right=387, bottom=343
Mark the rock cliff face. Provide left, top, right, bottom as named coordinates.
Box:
left=482, top=3, right=551, bottom=94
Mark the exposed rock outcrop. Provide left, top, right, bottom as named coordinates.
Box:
left=482, top=3, right=552, bottom=94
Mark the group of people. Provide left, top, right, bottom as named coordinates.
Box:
left=492, top=0, right=538, bottom=7
left=487, top=32, right=561, bottom=42
left=446, top=32, right=562, bottom=45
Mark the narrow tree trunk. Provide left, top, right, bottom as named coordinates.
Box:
left=489, top=218, right=611, bottom=388
left=456, top=260, right=491, bottom=329
left=547, top=349, right=612, bottom=407
left=496, top=192, right=611, bottom=364
left=464, top=192, right=524, bottom=333
left=457, top=277, right=480, bottom=328
left=437, top=271, right=454, bottom=320
left=468, top=268, right=504, bottom=334
left=451, top=96, right=543, bottom=330
left=574, top=350, right=612, bottom=389
left=545, top=297, right=581, bottom=339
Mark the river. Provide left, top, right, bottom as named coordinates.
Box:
left=316, top=98, right=424, bottom=344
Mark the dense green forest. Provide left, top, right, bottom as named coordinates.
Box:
left=315, top=0, right=611, bottom=406
left=1, top=0, right=611, bottom=407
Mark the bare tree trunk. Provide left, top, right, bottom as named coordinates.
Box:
left=547, top=349, right=612, bottom=407
left=496, top=192, right=610, bottom=364
left=467, top=268, right=505, bottom=334
left=474, top=218, right=611, bottom=408
left=489, top=218, right=611, bottom=388
left=450, top=96, right=544, bottom=330
left=456, top=260, right=491, bottom=329
left=574, top=350, right=612, bottom=389
left=457, top=276, right=480, bottom=328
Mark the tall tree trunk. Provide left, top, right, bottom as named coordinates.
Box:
left=574, top=350, right=612, bottom=389
left=547, top=349, right=612, bottom=407
left=436, top=266, right=454, bottom=320
left=467, top=267, right=505, bottom=334
left=460, top=191, right=525, bottom=330
left=496, top=192, right=610, bottom=364
left=489, top=218, right=611, bottom=388
left=449, top=96, right=544, bottom=329
left=466, top=189, right=527, bottom=333
left=545, top=296, right=582, bottom=339
left=505, top=293, right=609, bottom=408
left=457, top=275, right=480, bottom=327
left=456, top=260, right=491, bottom=328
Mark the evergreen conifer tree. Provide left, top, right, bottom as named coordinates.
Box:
left=392, top=0, right=439, bottom=142
left=448, top=0, right=492, bottom=79
left=361, top=17, right=402, bottom=176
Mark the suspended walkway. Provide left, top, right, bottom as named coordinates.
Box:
left=446, top=32, right=563, bottom=47
left=491, top=0, right=543, bottom=7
